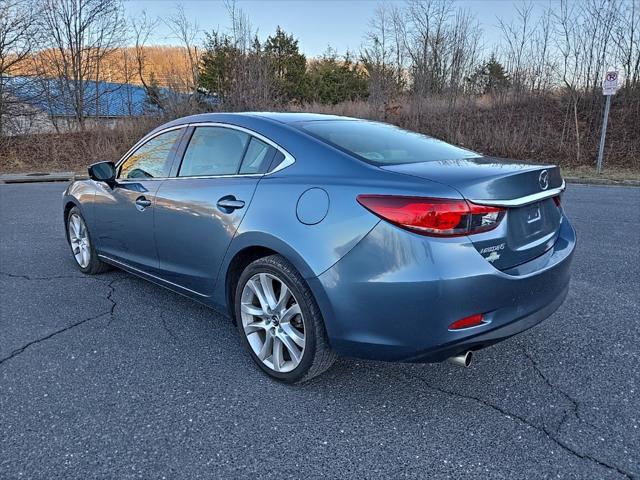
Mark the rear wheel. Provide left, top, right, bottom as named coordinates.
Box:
left=235, top=254, right=336, bottom=383
left=66, top=207, right=110, bottom=275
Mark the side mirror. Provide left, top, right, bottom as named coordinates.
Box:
left=88, top=161, right=116, bottom=186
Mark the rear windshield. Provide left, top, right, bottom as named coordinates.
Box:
left=301, top=120, right=480, bottom=165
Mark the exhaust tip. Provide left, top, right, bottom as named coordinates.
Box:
left=448, top=351, right=473, bottom=368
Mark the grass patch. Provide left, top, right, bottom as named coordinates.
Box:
left=561, top=166, right=640, bottom=183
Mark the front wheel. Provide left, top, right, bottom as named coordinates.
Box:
left=235, top=255, right=336, bottom=383
left=66, top=207, right=110, bottom=275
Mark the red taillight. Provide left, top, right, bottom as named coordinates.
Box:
left=553, top=195, right=561, bottom=207
left=449, top=314, right=485, bottom=330
left=356, top=195, right=505, bottom=237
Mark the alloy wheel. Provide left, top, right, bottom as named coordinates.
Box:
left=240, top=273, right=306, bottom=373
left=68, top=213, right=91, bottom=268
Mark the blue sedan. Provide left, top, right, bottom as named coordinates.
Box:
left=63, top=113, right=575, bottom=382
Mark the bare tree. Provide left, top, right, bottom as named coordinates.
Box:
left=197, top=0, right=275, bottom=111
left=361, top=3, right=405, bottom=112
left=400, top=0, right=482, bottom=100
left=531, top=7, right=554, bottom=93
left=498, top=2, right=534, bottom=93
left=446, top=7, right=482, bottom=102
left=225, top=0, right=274, bottom=110
left=131, top=11, right=161, bottom=103
left=554, top=0, right=585, bottom=163
left=613, top=0, right=640, bottom=90
left=164, top=4, right=200, bottom=94
left=0, top=0, right=42, bottom=135
left=38, top=0, right=126, bottom=129
left=404, top=0, right=450, bottom=96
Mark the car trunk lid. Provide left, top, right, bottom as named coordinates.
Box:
left=381, top=157, right=565, bottom=270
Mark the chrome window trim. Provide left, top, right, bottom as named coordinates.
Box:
left=116, top=124, right=187, bottom=171
left=115, top=178, right=168, bottom=183
left=187, top=122, right=296, bottom=176
left=471, top=180, right=566, bottom=207
left=114, top=173, right=264, bottom=183
left=116, top=122, right=296, bottom=180
left=151, top=173, right=264, bottom=181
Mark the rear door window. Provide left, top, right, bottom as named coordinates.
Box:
left=179, top=127, right=250, bottom=177
left=240, top=137, right=273, bottom=174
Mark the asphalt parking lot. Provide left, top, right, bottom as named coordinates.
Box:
left=1, top=182, right=639, bottom=479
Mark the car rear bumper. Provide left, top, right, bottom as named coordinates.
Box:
left=309, top=214, right=576, bottom=362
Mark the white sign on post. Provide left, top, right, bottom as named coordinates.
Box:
left=597, top=69, right=620, bottom=173
left=602, top=70, right=619, bottom=95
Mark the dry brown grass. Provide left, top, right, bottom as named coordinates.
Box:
left=0, top=117, right=163, bottom=173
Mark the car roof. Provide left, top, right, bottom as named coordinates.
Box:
left=244, top=112, right=358, bottom=124
left=157, top=112, right=358, bottom=130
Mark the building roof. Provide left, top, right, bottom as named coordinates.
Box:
left=2, top=76, right=165, bottom=117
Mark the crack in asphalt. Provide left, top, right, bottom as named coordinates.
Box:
left=0, top=270, right=632, bottom=477
left=0, top=312, right=109, bottom=366
left=388, top=366, right=633, bottom=479
left=520, top=344, right=600, bottom=433
left=104, top=279, right=119, bottom=327
left=0, top=278, right=120, bottom=367
left=0, top=271, right=89, bottom=281
left=160, top=313, right=179, bottom=341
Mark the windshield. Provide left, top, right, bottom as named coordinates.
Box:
left=300, top=120, right=481, bottom=166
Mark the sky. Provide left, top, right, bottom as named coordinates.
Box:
left=123, top=0, right=537, bottom=58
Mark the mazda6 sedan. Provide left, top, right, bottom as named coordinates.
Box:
left=62, top=112, right=575, bottom=382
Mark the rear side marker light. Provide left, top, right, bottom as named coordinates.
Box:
left=449, top=314, right=486, bottom=330
left=356, top=195, right=506, bottom=237
left=553, top=195, right=561, bottom=207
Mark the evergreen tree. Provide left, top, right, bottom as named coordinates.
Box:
left=264, top=26, right=307, bottom=102
left=199, top=25, right=369, bottom=107
left=484, top=55, right=510, bottom=92
left=466, top=54, right=510, bottom=94
left=307, top=49, right=369, bottom=104
left=199, top=31, right=238, bottom=102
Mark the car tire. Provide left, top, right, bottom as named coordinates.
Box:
left=66, top=206, right=110, bottom=275
left=235, top=254, right=337, bottom=383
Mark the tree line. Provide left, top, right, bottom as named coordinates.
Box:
left=1, top=0, right=639, bottom=169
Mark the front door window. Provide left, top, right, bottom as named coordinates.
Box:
left=119, top=129, right=182, bottom=179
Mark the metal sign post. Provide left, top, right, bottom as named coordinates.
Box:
left=596, top=70, right=619, bottom=174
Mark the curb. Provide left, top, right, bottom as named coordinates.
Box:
left=565, top=176, right=640, bottom=187
left=0, top=172, right=76, bottom=184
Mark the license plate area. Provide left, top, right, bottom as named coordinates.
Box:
left=526, top=204, right=541, bottom=224
left=470, top=198, right=562, bottom=270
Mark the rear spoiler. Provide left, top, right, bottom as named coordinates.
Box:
left=471, top=180, right=566, bottom=208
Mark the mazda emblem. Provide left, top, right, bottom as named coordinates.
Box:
left=539, top=170, right=549, bottom=190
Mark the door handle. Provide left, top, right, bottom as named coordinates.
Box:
left=135, top=196, right=152, bottom=211
left=217, top=196, right=245, bottom=212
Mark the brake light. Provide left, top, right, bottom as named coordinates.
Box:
left=449, top=314, right=485, bottom=330
left=356, top=195, right=505, bottom=237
